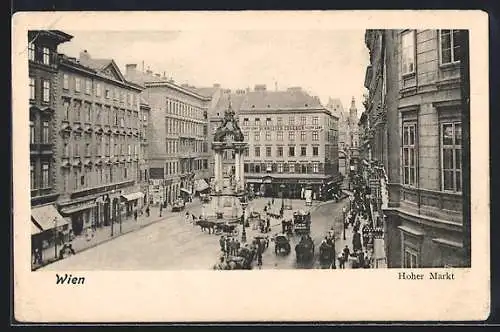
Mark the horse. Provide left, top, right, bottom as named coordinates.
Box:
left=319, top=242, right=335, bottom=269
left=195, top=220, right=216, bottom=234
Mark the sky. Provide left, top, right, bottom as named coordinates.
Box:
left=59, top=30, right=369, bottom=115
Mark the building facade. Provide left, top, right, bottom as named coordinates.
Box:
left=55, top=50, right=145, bottom=236
left=139, top=98, right=151, bottom=205
left=125, top=66, right=211, bottom=205
left=238, top=85, right=341, bottom=199
left=328, top=97, right=360, bottom=183
left=362, top=29, right=469, bottom=268
left=29, top=30, right=73, bottom=244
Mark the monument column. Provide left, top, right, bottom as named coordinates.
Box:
left=214, top=149, right=220, bottom=191
left=239, top=147, right=245, bottom=191
left=234, top=150, right=240, bottom=189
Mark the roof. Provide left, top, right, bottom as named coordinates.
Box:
left=195, top=87, right=220, bottom=98
left=239, top=89, right=322, bottom=111
left=211, top=93, right=246, bottom=117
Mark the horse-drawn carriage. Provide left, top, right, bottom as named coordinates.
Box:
left=293, top=210, right=311, bottom=235
left=214, top=246, right=256, bottom=270
left=253, top=235, right=269, bottom=252
left=273, top=234, right=291, bottom=255
left=295, top=235, right=315, bottom=265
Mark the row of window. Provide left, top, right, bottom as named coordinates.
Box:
left=240, top=131, right=321, bottom=142
left=244, top=162, right=324, bottom=174
left=241, top=116, right=321, bottom=127
left=62, top=73, right=139, bottom=107
left=245, top=145, right=320, bottom=158
left=166, top=118, right=205, bottom=137
left=164, top=159, right=209, bottom=176
left=63, top=139, right=140, bottom=158
left=30, top=119, right=50, bottom=144
left=61, top=163, right=139, bottom=192
left=62, top=99, right=142, bottom=127
left=401, top=29, right=461, bottom=76
left=28, top=42, right=51, bottom=65
left=30, top=162, right=50, bottom=190
left=402, top=121, right=462, bottom=192
left=166, top=97, right=205, bottom=121
left=166, top=139, right=208, bottom=155
left=29, top=77, right=50, bottom=102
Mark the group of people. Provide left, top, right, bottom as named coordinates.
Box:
left=336, top=184, right=382, bottom=269
left=219, top=235, right=242, bottom=257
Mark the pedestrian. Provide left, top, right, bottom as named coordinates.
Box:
left=235, top=239, right=240, bottom=255
left=134, top=210, right=138, bottom=222
left=225, top=237, right=231, bottom=257
left=257, top=251, right=263, bottom=268
left=338, top=252, right=345, bottom=269
left=352, top=230, right=362, bottom=252
left=185, top=212, right=190, bottom=223
left=219, top=236, right=225, bottom=253
left=281, top=220, right=286, bottom=234
left=230, top=238, right=236, bottom=255
left=159, top=204, right=163, bottom=217
left=272, top=198, right=275, bottom=205
left=146, top=205, right=150, bottom=217
left=343, top=245, right=350, bottom=260
left=266, top=218, right=270, bottom=233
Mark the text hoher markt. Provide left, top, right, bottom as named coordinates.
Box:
left=398, top=271, right=455, bottom=280
left=55, top=273, right=85, bottom=285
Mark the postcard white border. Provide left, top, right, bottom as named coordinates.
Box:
left=12, top=10, right=490, bottom=322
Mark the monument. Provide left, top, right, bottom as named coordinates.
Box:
left=205, top=98, right=248, bottom=224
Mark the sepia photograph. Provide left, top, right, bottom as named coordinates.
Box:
left=12, top=11, right=489, bottom=322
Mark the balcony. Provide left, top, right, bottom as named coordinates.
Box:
left=31, top=187, right=54, bottom=198
left=29, top=143, right=53, bottom=155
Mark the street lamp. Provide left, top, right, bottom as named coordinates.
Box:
left=54, top=217, right=58, bottom=259
left=342, top=206, right=347, bottom=241
left=240, top=199, right=248, bottom=243
left=110, top=190, right=115, bottom=237
left=280, top=184, right=285, bottom=213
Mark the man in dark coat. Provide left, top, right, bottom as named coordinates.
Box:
left=352, top=230, right=362, bottom=252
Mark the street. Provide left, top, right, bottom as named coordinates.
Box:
left=40, top=197, right=349, bottom=271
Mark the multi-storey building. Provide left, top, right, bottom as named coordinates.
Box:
left=238, top=85, right=341, bottom=199
left=139, top=97, right=151, bottom=203
left=327, top=97, right=360, bottom=182
left=29, top=30, right=73, bottom=242
left=55, top=50, right=145, bottom=236
left=362, top=29, right=469, bottom=268
left=125, top=65, right=211, bottom=205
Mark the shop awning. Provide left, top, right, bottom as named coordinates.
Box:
left=31, top=204, right=69, bottom=231
left=194, top=179, right=210, bottom=192
left=121, top=192, right=144, bottom=202
left=60, top=202, right=96, bottom=216
left=180, top=188, right=192, bottom=195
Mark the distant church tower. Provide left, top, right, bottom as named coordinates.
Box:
left=349, top=97, right=359, bottom=148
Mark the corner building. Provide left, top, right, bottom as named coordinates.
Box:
left=362, top=29, right=468, bottom=268
left=239, top=85, right=341, bottom=199
left=29, top=30, right=73, bottom=243
left=55, top=50, right=144, bottom=236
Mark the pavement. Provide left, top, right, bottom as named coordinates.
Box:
left=37, top=195, right=386, bottom=271
left=32, top=200, right=203, bottom=270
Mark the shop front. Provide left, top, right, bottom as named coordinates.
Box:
left=59, top=200, right=97, bottom=236
left=194, top=179, right=210, bottom=196
left=31, top=204, right=70, bottom=250
left=121, top=191, right=145, bottom=217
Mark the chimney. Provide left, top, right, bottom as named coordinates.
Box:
left=125, top=64, right=137, bottom=77
left=245, top=87, right=250, bottom=93
left=213, top=83, right=221, bottom=88
left=155, top=73, right=161, bottom=78
left=224, top=89, right=231, bottom=94
left=254, top=84, right=267, bottom=92
left=181, top=83, right=189, bottom=88
left=287, top=86, right=302, bottom=92
left=146, top=68, right=153, bottom=75
left=79, top=50, right=90, bottom=62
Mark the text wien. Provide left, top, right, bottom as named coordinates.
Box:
left=56, top=273, right=85, bottom=285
